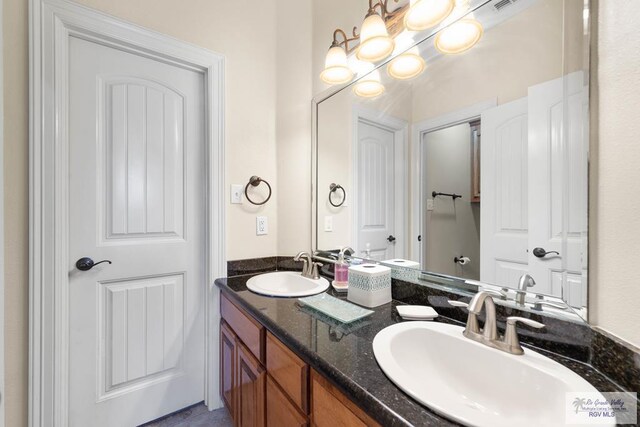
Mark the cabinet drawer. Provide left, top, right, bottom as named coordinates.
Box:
left=311, top=370, right=379, bottom=427
left=266, top=332, right=309, bottom=413
left=266, top=375, right=308, bottom=427
left=221, top=293, right=265, bottom=362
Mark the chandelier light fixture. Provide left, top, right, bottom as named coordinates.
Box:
left=320, top=0, right=484, bottom=87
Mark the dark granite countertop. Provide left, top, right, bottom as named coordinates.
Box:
left=215, top=274, right=630, bottom=427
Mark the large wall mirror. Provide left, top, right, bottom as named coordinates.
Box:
left=313, top=0, right=590, bottom=321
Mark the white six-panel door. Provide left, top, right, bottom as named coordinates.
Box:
left=480, top=98, right=530, bottom=286
left=68, top=36, right=206, bottom=426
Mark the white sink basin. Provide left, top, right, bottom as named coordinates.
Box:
left=373, top=322, right=614, bottom=427
left=246, top=271, right=329, bottom=297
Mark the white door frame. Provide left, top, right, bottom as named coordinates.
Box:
left=352, top=106, right=409, bottom=259
left=410, top=99, right=496, bottom=264
left=28, top=1, right=226, bottom=425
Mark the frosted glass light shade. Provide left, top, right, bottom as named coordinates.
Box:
left=387, top=52, right=425, bottom=80
left=434, top=18, right=483, bottom=54
left=354, top=69, right=385, bottom=98
left=356, top=13, right=395, bottom=62
left=387, top=33, right=425, bottom=80
left=405, top=0, right=454, bottom=31
left=320, top=46, right=354, bottom=85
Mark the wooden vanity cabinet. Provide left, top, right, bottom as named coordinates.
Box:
left=220, top=292, right=378, bottom=427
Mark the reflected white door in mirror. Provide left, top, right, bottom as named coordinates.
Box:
left=481, top=73, right=588, bottom=308
left=356, top=119, right=396, bottom=260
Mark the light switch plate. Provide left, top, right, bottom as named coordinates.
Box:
left=256, top=216, right=268, bottom=235
left=231, top=184, right=243, bottom=204
left=324, top=216, right=333, bottom=232
left=426, top=198, right=434, bottom=211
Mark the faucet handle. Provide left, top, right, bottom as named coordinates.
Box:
left=506, top=317, right=545, bottom=329
left=504, top=316, right=545, bottom=355
left=310, top=262, right=323, bottom=280
left=448, top=300, right=481, bottom=334
left=448, top=300, right=469, bottom=308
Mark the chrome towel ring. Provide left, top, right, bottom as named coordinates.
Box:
left=245, top=176, right=272, bottom=205
left=329, top=183, right=346, bottom=207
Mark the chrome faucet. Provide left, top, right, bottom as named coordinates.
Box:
left=294, top=251, right=323, bottom=280
left=449, top=291, right=545, bottom=355
left=515, top=273, right=536, bottom=304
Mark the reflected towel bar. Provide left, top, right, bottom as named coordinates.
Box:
left=432, top=191, right=461, bottom=200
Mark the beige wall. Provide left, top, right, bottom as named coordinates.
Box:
left=276, top=0, right=313, bottom=257
left=2, top=0, right=312, bottom=425
left=589, top=1, right=640, bottom=348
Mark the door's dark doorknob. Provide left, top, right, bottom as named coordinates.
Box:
left=76, top=257, right=112, bottom=271
left=387, top=235, right=396, bottom=243
left=532, top=247, right=560, bottom=258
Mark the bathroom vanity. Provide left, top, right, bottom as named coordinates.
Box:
left=219, top=286, right=380, bottom=427
left=216, top=268, right=632, bottom=427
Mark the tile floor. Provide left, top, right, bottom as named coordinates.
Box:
left=140, top=403, right=233, bottom=427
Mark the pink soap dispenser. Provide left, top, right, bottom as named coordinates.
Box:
left=333, top=246, right=353, bottom=289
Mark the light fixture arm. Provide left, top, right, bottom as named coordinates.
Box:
left=367, top=0, right=402, bottom=21
left=331, top=27, right=360, bottom=54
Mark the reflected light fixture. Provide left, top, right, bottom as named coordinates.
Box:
left=434, top=0, right=483, bottom=54
left=404, top=0, right=454, bottom=31
left=356, top=0, right=402, bottom=62
left=353, top=62, right=385, bottom=98
left=387, top=33, right=425, bottom=80
left=320, top=29, right=358, bottom=85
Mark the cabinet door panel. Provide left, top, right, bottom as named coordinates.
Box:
left=237, top=342, right=266, bottom=427
left=266, top=375, right=307, bottom=427
left=220, top=321, right=236, bottom=421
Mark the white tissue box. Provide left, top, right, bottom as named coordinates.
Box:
left=347, top=264, right=392, bottom=308
left=382, top=258, right=421, bottom=281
